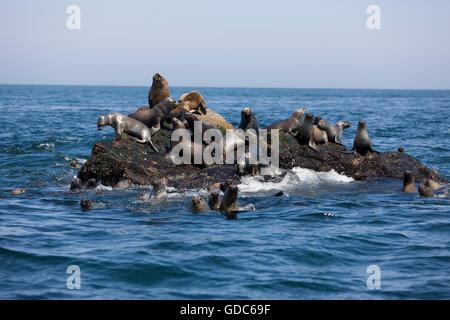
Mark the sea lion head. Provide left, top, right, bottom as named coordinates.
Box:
left=241, top=107, right=252, bottom=117
left=219, top=180, right=233, bottom=193
left=313, top=116, right=322, bottom=125
left=97, top=115, right=107, bottom=130
left=358, top=121, right=366, bottom=129
left=171, top=117, right=186, bottom=130
left=337, top=120, right=352, bottom=129
left=304, top=113, right=314, bottom=123
left=192, top=196, right=206, bottom=209
left=292, top=107, right=306, bottom=119
left=208, top=192, right=220, bottom=209
left=152, top=73, right=162, bottom=83
left=220, top=185, right=238, bottom=211
left=418, top=185, right=435, bottom=198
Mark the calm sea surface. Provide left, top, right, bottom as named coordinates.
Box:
left=0, top=85, right=449, bottom=299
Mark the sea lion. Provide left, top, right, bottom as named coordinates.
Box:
left=317, top=120, right=340, bottom=144
left=208, top=192, right=220, bottom=210
left=313, top=116, right=322, bottom=125
left=98, top=112, right=158, bottom=152
left=152, top=179, right=167, bottom=198
left=70, top=178, right=83, bottom=191
left=113, top=180, right=132, bottom=190
left=263, top=107, right=306, bottom=134
left=80, top=198, right=92, bottom=210
left=220, top=180, right=233, bottom=193
left=192, top=197, right=209, bottom=213
left=128, top=97, right=179, bottom=136
left=351, top=121, right=379, bottom=156
left=424, top=179, right=441, bottom=190
left=69, top=160, right=79, bottom=168
left=312, top=125, right=328, bottom=145
left=178, top=91, right=207, bottom=115
left=11, top=188, right=26, bottom=195
left=220, top=185, right=238, bottom=213
left=334, top=120, right=352, bottom=145
left=398, top=147, right=405, bottom=153
left=179, top=111, right=218, bottom=145
left=403, top=170, right=417, bottom=193
left=148, top=73, right=170, bottom=108
left=294, top=113, right=319, bottom=152
left=85, top=178, right=97, bottom=189
left=238, top=107, right=259, bottom=134
left=169, top=118, right=206, bottom=167
left=418, top=185, right=435, bottom=198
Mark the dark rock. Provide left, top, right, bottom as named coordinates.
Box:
left=77, top=129, right=448, bottom=189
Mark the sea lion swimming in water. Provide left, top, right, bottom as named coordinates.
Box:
left=220, top=185, right=238, bottom=213
left=418, top=185, right=435, bottom=198
left=152, top=179, right=167, bottom=198
left=128, top=97, right=179, bottom=136
left=263, top=107, right=306, bottom=134
left=424, top=179, right=441, bottom=190
left=403, top=170, right=417, bottom=193
left=294, top=113, right=319, bottom=152
left=208, top=192, right=220, bottom=210
left=192, top=197, right=209, bottom=213
left=97, top=112, right=159, bottom=152
left=148, top=73, right=170, bottom=108
left=351, top=121, right=379, bottom=156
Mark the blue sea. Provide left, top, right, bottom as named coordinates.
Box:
left=0, top=85, right=449, bottom=299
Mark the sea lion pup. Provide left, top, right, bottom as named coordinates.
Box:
left=148, top=73, right=170, bottom=108
left=424, top=179, right=441, bottom=190
left=152, top=179, right=167, bottom=198
left=97, top=112, right=158, bottom=152
left=220, top=185, right=239, bottom=213
left=238, top=107, right=259, bottom=134
left=403, top=170, right=417, bottom=193
left=263, top=107, right=306, bottom=134
left=418, top=185, right=435, bottom=198
left=208, top=192, right=220, bottom=210
left=294, top=113, right=319, bottom=152
left=192, top=197, right=209, bottom=213
left=178, top=91, right=207, bottom=115
left=351, top=121, right=379, bottom=156
left=128, top=97, right=179, bottom=135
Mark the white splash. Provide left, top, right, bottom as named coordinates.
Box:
left=238, top=167, right=353, bottom=193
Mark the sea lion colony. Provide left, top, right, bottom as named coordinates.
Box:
left=67, top=72, right=445, bottom=211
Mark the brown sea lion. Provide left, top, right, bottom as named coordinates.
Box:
left=313, top=115, right=322, bottom=125
left=192, top=197, right=209, bottom=213
left=294, top=113, right=319, bottom=152
left=80, top=198, right=92, bottom=210
left=128, top=97, right=179, bottom=137
left=178, top=111, right=218, bottom=145
left=403, top=170, right=417, bottom=193
left=238, top=107, right=259, bottom=134
left=317, top=119, right=351, bottom=145
left=178, top=91, right=207, bottom=115
left=312, top=125, right=328, bottom=145
left=148, top=73, right=170, bottom=108
left=263, top=107, right=306, bottom=134
left=11, top=188, right=26, bottom=195
left=220, top=185, right=238, bottom=213
left=351, top=121, right=379, bottom=156
left=424, top=179, right=441, bottom=190
left=208, top=192, right=220, bottom=210
left=418, top=185, right=435, bottom=198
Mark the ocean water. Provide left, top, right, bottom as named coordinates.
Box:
left=0, top=85, right=449, bottom=299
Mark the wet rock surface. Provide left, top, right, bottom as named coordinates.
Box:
left=78, top=129, right=448, bottom=189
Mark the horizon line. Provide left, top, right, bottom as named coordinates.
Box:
left=0, top=82, right=449, bottom=91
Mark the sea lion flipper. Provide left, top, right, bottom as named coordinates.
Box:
left=148, top=138, right=159, bottom=153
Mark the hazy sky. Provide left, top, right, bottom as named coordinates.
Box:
left=1, top=0, right=449, bottom=89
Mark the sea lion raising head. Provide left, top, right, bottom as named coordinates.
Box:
left=208, top=192, right=220, bottom=210
left=403, top=170, right=417, bottom=193
left=295, top=113, right=319, bottom=152
left=148, top=73, right=170, bottom=108
left=263, top=107, right=306, bottom=134
left=238, top=107, right=259, bottom=134
left=192, top=197, right=209, bottom=213
left=418, top=185, right=435, bottom=198
left=352, top=121, right=379, bottom=156
left=220, top=185, right=238, bottom=213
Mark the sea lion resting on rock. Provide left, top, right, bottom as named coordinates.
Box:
left=351, top=121, right=379, bottom=156
left=294, top=113, right=319, bottom=152
left=312, top=125, right=328, bottom=145
left=169, top=118, right=207, bottom=167
left=317, top=120, right=351, bottom=145
left=403, top=170, right=417, bottom=193
left=264, top=107, right=306, bottom=134
left=97, top=112, right=158, bottom=152
left=176, top=111, right=219, bottom=145
left=238, top=107, right=259, bottom=134
left=148, top=73, right=170, bottom=108
left=418, top=185, right=435, bottom=198
left=178, top=91, right=207, bottom=115
left=128, top=97, right=178, bottom=136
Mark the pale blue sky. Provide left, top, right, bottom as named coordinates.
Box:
left=0, top=0, right=449, bottom=89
